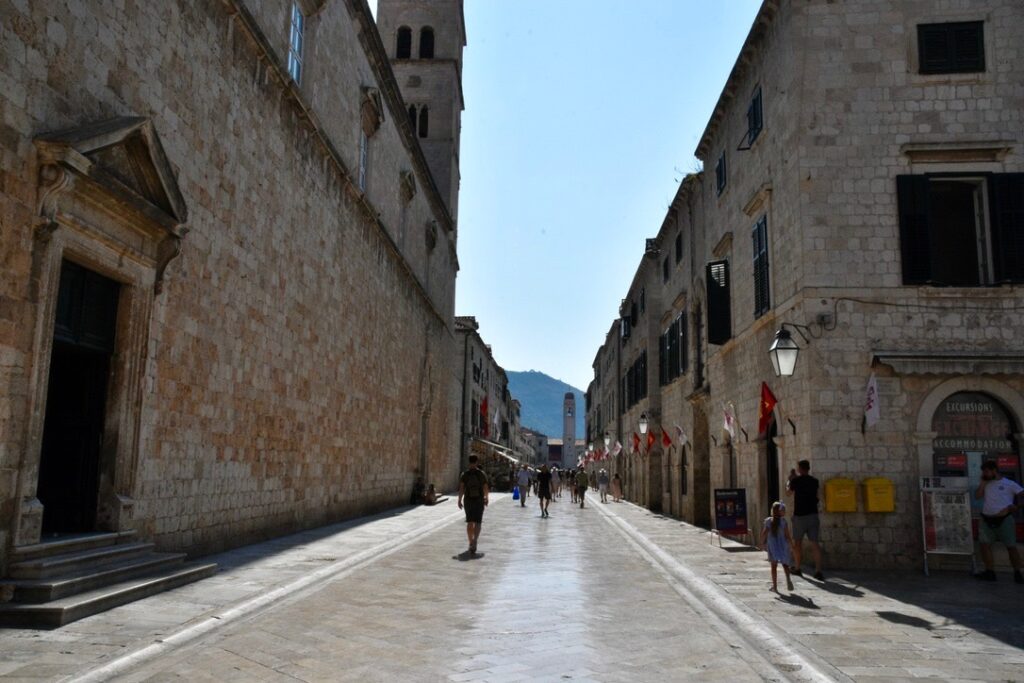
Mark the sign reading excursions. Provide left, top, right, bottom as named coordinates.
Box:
left=932, top=392, right=1014, bottom=456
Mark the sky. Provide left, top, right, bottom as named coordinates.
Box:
left=377, top=1, right=763, bottom=390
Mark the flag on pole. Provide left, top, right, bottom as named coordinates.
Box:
left=757, top=382, right=779, bottom=439
left=864, top=373, right=881, bottom=428
left=480, top=396, right=489, bottom=437
left=662, top=427, right=672, bottom=449
left=632, top=432, right=641, bottom=454
left=612, top=440, right=623, bottom=457
left=723, top=403, right=737, bottom=442
left=646, top=430, right=656, bottom=452
left=492, top=404, right=500, bottom=438
left=674, top=424, right=688, bottom=446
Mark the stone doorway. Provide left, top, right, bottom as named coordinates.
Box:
left=691, top=402, right=711, bottom=528
left=37, top=261, right=120, bottom=533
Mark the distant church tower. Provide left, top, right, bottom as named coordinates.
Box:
left=376, top=0, right=465, bottom=222
left=563, top=393, right=576, bottom=468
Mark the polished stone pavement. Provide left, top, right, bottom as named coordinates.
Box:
left=1, top=493, right=1022, bottom=682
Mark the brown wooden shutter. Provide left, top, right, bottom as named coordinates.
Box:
left=896, top=175, right=932, bottom=285
left=706, top=260, right=731, bottom=345
left=989, top=173, right=1024, bottom=283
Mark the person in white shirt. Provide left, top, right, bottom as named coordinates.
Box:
left=551, top=468, right=561, bottom=499
left=516, top=465, right=531, bottom=508
left=974, top=460, right=1023, bottom=583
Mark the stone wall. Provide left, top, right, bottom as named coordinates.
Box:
left=586, top=0, right=1024, bottom=569
left=0, top=0, right=461, bottom=569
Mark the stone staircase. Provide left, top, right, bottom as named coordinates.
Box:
left=0, top=531, right=217, bottom=628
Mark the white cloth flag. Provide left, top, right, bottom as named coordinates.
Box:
left=612, top=440, right=622, bottom=457
left=674, top=424, right=688, bottom=446
left=723, top=403, right=737, bottom=441
left=864, top=373, right=881, bottom=428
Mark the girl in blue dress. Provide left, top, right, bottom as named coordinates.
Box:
left=759, top=501, right=796, bottom=592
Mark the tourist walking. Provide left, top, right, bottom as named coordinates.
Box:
left=570, top=469, right=578, bottom=504
left=612, top=473, right=623, bottom=502
left=786, top=459, right=825, bottom=580
left=551, top=467, right=561, bottom=499
left=516, top=464, right=531, bottom=508
left=537, top=464, right=553, bottom=517
left=575, top=468, right=590, bottom=509
left=973, top=459, right=1024, bottom=583
left=458, top=455, right=489, bottom=555
left=759, top=501, right=796, bottom=592
left=598, top=469, right=610, bottom=503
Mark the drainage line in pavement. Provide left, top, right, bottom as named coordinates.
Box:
left=591, top=502, right=851, bottom=683
left=67, top=507, right=466, bottom=683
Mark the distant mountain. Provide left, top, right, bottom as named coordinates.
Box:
left=507, top=370, right=585, bottom=439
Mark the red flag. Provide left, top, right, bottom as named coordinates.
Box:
left=757, top=382, right=778, bottom=438
left=662, top=428, right=672, bottom=448
left=646, top=431, right=656, bottom=451
left=632, top=432, right=640, bottom=453
left=480, top=396, right=489, bottom=438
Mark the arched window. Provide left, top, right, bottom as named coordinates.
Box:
left=419, top=27, right=435, bottom=59
left=418, top=106, right=429, bottom=139
left=396, top=27, right=412, bottom=58
left=407, top=105, right=417, bottom=132
left=931, top=392, right=1021, bottom=483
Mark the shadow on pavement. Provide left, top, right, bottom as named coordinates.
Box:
left=877, top=610, right=933, bottom=629
left=775, top=593, right=820, bottom=609
left=720, top=546, right=760, bottom=553
left=818, top=569, right=1024, bottom=650
left=805, top=578, right=865, bottom=598
left=453, top=552, right=485, bottom=561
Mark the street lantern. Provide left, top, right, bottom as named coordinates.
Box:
left=603, top=432, right=611, bottom=448
left=639, top=412, right=649, bottom=435
left=769, top=328, right=800, bottom=377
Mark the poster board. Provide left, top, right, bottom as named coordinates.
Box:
left=714, top=488, right=748, bottom=536
left=920, top=477, right=975, bottom=576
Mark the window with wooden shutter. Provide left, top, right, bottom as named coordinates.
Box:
left=989, top=173, right=1024, bottom=283
left=752, top=216, right=770, bottom=318
left=715, top=152, right=727, bottom=196
left=918, top=21, right=984, bottom=74
left=675, top=232, right=683, bottom=264
left=658, top=333, right=668, bottom=387
left=706, top=260, right=731, bottom=345
left=896, top=175, right=932, bottom=285
left=746, top=88, right=763, bottom=146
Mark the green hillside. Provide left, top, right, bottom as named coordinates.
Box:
left=507, top=370, right=585, bottom=439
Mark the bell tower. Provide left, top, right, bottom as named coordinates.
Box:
left=563, top=392, right=576, bottom=468
left=376, top=0, right=465, bottom=223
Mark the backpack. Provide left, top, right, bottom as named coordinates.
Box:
left=463, top=469, right=485, bottom=498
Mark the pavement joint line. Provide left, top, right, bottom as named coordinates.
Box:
left=65, top=505, right=466, bottom=683
left=590, top=500, right=851, bottom=683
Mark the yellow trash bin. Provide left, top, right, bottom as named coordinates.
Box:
left=862, top=477, right=895, bottom=512
left=824, top=478, right=857, bottom=512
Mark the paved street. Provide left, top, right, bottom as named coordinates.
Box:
left=2, top=494, right=1023, bottom=682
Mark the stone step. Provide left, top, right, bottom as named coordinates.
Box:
left=0, top=561, right=219, bottom=629
left=11, top=531, right=138, bottom=563
left=8, top=542, right=156, bottom=580
left=3, top=552, right=188, bottom=603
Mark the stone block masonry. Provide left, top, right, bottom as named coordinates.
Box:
left=0, top=0, right=463, bottom=571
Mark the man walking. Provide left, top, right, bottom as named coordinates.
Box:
left=516, top=464, right=531, bottom=508
left=537, top=464, right=553, bottom=518
left=598, top=469, right=610, bottom=503
left=786, top=459, right=825, bottom=580
left=974, top=460, right=1023, bottom=583
left=575, top=468, right=590, bottom=509
left=458, top=455, right=489, bottom=555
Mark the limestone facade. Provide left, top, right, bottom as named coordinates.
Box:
left=453, top=316, right=528, bottom=485
left=586, top=0, right=1024, bottom=568
left=0, top=0, right=464, bottom=573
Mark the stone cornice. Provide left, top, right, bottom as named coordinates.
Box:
left=222, top=0, right=454, bottom=329
left=873, top=351, right=1024, bottom=376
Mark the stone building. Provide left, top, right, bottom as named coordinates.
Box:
left=520, top=427, right=548, bottom=466
left=586, top=0, right=1024, bottom=568
left=453, top=316, right=526, bottom=486
left=0, top=0, right=464, bottom=601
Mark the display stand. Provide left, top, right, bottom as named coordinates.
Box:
left=920, top=477, right=976, bottom=576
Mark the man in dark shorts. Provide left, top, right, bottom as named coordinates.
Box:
left=786, top=459, right=824, bottom=580
left=536, top=464, right=552, bottom=518
left=458, top=455, right=489, bottom=555
left=575, top=468, right=590, bottom=509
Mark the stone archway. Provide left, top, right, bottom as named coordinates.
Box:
left=913, top=377, right=1024, bottom=480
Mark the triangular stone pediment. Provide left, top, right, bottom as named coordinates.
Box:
left=35, top=117, right=188, bottom=225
